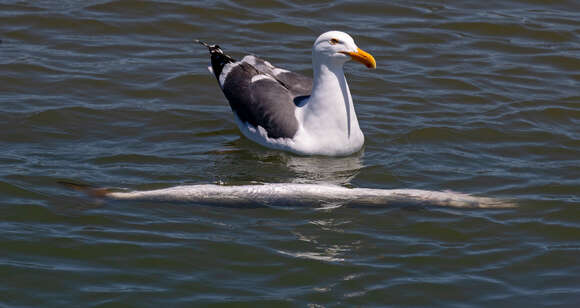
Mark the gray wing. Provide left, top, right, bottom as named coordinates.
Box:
left=218, top=55, right=313, bottom=139
left=246, top=56, right=313, bottom=97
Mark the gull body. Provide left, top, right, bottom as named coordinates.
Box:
left=199, top=31, right=376, bottom=156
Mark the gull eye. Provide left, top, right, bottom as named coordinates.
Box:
left=330, top=38, right=339, bottom=45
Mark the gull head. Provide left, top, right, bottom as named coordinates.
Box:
left=313, top=31, right=376, bottom=69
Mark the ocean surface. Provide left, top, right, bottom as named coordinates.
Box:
left=1, top=0, right=579, bottom=306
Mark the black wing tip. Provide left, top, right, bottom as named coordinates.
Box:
left=194, top=39, right=211, bottom=49
left=194, top=39, right=235, bottom=78
left=194, top=39, right=222, bottom=52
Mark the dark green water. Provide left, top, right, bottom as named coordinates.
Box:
left=1, top=0, right=579, bottom=306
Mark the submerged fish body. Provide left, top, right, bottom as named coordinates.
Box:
left=102, top=183, right=514, bottom=209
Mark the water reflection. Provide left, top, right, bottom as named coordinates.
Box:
left=279, top=218, right=356, bottom=263
left=281, top=152, right=364, bottom=185
left=209, top=138, right=364, bottom=185
left=207, top=142, right=363, bottom=262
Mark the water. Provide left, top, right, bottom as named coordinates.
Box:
left=1, top=0, right=579, bottom=306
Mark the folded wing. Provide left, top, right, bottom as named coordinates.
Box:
left=217, top=55, right=313, bottom=139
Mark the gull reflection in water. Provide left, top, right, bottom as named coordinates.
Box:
left=278, top=218, right=358, bottom=263
left=272, top=154, right=363, bottom=263
left=210, top=141, right=364, bottom=264
left=210, top=138, right=364, bottom=186
left=281, top=152, right=364, bottom=185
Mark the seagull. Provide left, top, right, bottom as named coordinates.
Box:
left=197, top=31, right=376, bottom=156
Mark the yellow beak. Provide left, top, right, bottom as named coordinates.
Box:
left=341, top=48, right=376, bottom=69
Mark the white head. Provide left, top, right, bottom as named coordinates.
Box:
left=312, top=31, right=376, bottom=69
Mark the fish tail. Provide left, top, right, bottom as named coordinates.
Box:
left=58, top=181, right=111, bottom=198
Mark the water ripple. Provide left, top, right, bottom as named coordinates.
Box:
left=1, top=0, right=580, bottom=306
